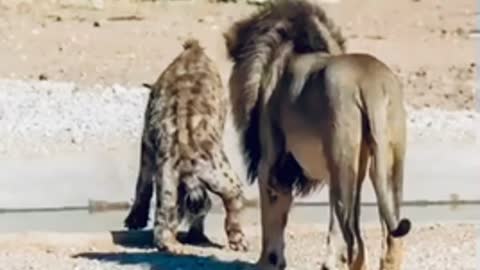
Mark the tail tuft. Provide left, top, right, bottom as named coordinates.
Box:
left=183, top=38, right=202, bottom=50
left=184, top=186, right=209, bottom=215
left=390, top=218, right=411, bottom=238
left=178, top=173, right=211, bottom=219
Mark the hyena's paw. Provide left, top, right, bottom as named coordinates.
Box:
left=227, top=230, right=249, bottom=252
left=124, top=207, right=149, bottom=230
left=155, top=230, right=189, bottom=255
left=163, top=241, right=190, bottom=255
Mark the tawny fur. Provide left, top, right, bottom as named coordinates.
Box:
left=224, top=1, right=411, bottom=270
left=124, top=38, right=248, bottom=253
left=224, top=0, right=346, bottom=182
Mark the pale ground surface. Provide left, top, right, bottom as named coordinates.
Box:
left=0, top=0, right=477, bottom=111
left=0, top=223, right=477, bottom=270
left=0, top=0, right=478, bottom=269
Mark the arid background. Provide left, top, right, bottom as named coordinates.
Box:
left=0, top=0, right=478, bottom=269
left=0, top=0, right=477, bottom=111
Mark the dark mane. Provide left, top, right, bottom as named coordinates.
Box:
left=225, top=0, right=346, bottom=58
left=224, top=0, right=346, bottom=184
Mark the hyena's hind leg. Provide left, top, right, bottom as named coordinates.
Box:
left=124, top=140, right=155, bottom=230
left=153, top=158, right=185, bottom=253
left=198, top=150, right=249, bottom=252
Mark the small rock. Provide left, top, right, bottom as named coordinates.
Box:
left=90, top=0, right=104, bottom=10
left=415, top=69, right=427, bottom=77
left=455, top=28, right=466, bottom=37
left=38, top=74, right=48, bottom=81
left=93, top=21, right=101, bottom=27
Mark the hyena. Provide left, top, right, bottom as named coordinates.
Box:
left=124, top=39, right=248, bottom=253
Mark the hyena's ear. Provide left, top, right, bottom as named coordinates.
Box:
left=223, top=27, right=242, bottom=60
left=142, top=83, right=153, bottom=89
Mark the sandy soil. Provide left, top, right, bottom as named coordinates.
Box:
left=0, top=223, right=476, bottom=270
left=0, top=0, right=477, bottom=111
left=0, top=1, right=478, bottom=269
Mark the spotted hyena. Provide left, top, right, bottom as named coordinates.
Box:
left=124, top=39, right=248, bottom=253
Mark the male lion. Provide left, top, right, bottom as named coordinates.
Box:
left=124, top=38, right=248, bottom=253
left=224, top=0, right=411, bottom=269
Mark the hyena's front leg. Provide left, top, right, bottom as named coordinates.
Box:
left=153, top=159, right=184, bottom=254
left=124, top=140, right=154, bottom=230
left=199, top=150, right=249, bottom=252
left=256, top=162, right=293, bottom=270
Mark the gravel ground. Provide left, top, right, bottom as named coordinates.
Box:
left=0, top=223, right=476, bottom=270
left=0, top=79, right=149, bottom=157
left=0, top=0, right=476, bottom=111
left=0, top=78, right=478, bottom=158
left=0, top=1, right=478, bottom=269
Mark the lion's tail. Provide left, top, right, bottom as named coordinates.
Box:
left=364, top=85, right=411, bottom=238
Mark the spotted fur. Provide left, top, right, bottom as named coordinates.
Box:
left=124, top=38, right=248, bottom=253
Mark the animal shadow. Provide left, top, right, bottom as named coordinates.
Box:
left=73, top=251, right=255, bottom=270
left=108, top=229, right=223, bottom=249
left=73, top=229, right=254, bottom=270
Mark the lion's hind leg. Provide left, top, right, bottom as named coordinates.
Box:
left=323, top=157, right=359, bottom=270
left=322, top=109, right=363, bottom=270
left=378, top=144, right=407, bottom=270
left=365, top=97, right=409, bottom=270
left=350, top=142, right=370, bottom=270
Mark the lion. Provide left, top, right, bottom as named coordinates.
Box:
left=124, top=38, right=248, bottom=253
left=223, top=0, right=411, bottom=269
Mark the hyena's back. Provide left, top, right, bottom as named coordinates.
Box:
left=147, top=39, right=227, bottom=166
left=125, top=39, right=225, bottom=230
left=125, top=39, right=248, bottom=252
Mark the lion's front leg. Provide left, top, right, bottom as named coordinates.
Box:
left=256, top=164, right=293, bottom=270
left=322, top=201, right=349, bottom=270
